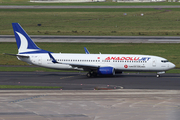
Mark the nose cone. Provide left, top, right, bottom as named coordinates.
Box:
left=170, top=62, right=176, bottom=69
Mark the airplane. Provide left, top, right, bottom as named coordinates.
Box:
left=4, top=23, right=176, bottom=78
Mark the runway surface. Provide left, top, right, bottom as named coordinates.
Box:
left=0, top=72, right=180, bottom=90
left=0, top=5, right=180, bottom=9
left=1, top=35, right=180, bottom=43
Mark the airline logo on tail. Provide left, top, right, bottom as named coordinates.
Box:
left=15, top=31, right=40, bottom=53
left=12, top=23, right=51, bottom=54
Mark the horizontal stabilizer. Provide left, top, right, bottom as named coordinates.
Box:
left=3, top=53, right=29, bottom=58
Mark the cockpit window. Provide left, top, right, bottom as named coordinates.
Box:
left=161, top=60, right=169, bottom=63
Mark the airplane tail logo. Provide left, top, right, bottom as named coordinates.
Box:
left=12, top=23, right=51, bottom=54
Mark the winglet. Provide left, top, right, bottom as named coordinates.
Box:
left=84, top=47, right=90, bottom=54
left=48, top=52, right=58, bottom=63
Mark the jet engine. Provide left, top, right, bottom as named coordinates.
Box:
left=97, top=67, right=115, bottom=75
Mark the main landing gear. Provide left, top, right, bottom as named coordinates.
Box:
left=86, top=71, right=97, bottom=78
left=86, top=72, right=91, bottom=78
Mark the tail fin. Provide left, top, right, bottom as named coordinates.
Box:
left=12, top=23, right=50, bottom=54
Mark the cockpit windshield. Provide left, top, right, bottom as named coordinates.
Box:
left=161, top=60, right=169, bottom=63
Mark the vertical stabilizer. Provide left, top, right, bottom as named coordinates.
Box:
left=12, top=23, right=50, bottom=54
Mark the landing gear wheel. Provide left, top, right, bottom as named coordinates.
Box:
left=87, top=73, right=91, bottom=78
left=156, top=74, right=160, bottom=78
left=87, top=71, right=98, bottom=78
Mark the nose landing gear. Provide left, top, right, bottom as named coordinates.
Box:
left=156, top=74, right=160, bottom=78
left=156, top=71, right=165, bottom=78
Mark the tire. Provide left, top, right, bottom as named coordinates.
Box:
left=87, top=73, right=91, bottom=78
left=156, top=74, right=160, bottom=78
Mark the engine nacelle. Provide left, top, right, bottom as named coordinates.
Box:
left=97, top=67, right=115, bottom=75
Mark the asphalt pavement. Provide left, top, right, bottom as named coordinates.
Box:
left=1, top=35, right=180, bottom=43
left=0, top=5, right=180, bottom=9
left=0, top=71, right=180, bottom=90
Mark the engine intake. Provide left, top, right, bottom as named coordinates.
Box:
left=97, top=67, right=115, bottom=75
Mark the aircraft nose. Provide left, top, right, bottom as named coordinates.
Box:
left=170, top=63, right=176, bottom=69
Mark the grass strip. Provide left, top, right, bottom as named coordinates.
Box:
left=1, top=8, right=180, bottom=36
left=166, top=69, right=180, bottom=74
left=0, top=85, right=62, bottom=89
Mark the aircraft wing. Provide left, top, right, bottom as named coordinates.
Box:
left=60, top=62, right=99, bottom=71
left=48, top=52, right=99, bottom=71
left=3, top=53, right=29, bottom=58
left=69, top=63, right=98, bottom=71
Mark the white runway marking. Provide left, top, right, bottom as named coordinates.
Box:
left=129, top=100, right=144, bottom=108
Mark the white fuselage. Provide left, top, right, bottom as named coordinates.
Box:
left=18, top=53, right=175, bottom=72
